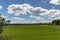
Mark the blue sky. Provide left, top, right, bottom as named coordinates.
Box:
left=0, top=0, right=60, bottom=23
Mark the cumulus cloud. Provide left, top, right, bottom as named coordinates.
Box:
left=28, top=7, right=48, bottom=14
left=7, top=3, right=48, bottom=16
left=7, top=3, right=31, bottom=16
left=49, top=0, right=60, bottom=5
left=10, top=8, right=60, bottom=23
left=7, top=3, right=60, bottom=23
left=40, top=9, right=60, bottom=18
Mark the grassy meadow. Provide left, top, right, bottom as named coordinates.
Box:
left=2, top=25, right=60, bottom=40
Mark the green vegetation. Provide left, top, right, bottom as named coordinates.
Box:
left=0, top=14, right=11, bottom=35
left=0, top=14, right=5, bottom=34
left=52, top=19, right=60, bottom=25
left=2, top=25, right=60, bottom=40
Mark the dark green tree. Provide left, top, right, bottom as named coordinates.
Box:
left=52, top=19, right=60, bottom=25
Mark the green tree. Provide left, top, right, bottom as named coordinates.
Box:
left=0, top=14, right=11, bottom=34
left=0, top=14, right=5, bottom=34
left=52, top=19, right=60, bottom=25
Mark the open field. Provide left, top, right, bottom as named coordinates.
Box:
left=2, top=25, right=60, bottom=40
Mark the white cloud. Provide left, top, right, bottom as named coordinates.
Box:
left=0, top=6, right=3, bottom=10
left=7, top=3, right=48, bottom=16
left=12, top=16, right=41, bottom=23
left=30, top=15, right=44, bottom=20
left=12, top=9, right=60, bottom=23
left=28, top=7, right=48, bottom=14
left=53, top=16, right=60, bottom=20
left=1, top=15, right=5, bottom=18
left=40, top=9, right=60, bottom=18
left=11, top=19, right=37, bottom=24
left=0, top=14, right=5, bottom=18
left=49, top=0, right=60, bottom=5
left=12, top=17, right=27, bottom=23
left=29, top=15, right=52, bottom=23
left=13, top=17, right=25, bottom=21
left=7, top=3, right=60, bottom=23
left=12, top=17, right=30, bottom=24
left=7, top=3, right=31, bottom=16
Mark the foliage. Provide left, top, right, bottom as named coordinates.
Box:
left=52, top=19, right=60, bottom=25
left=0, top=14, right=11, bottom=34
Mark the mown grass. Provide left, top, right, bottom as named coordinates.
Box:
left=2, top=25, right=60, bottom=40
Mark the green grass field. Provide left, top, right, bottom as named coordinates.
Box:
left=2, top=25, right=60, bottom=40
